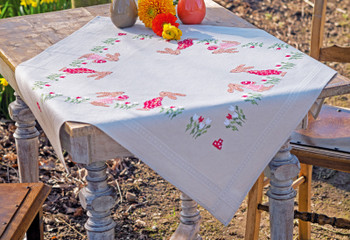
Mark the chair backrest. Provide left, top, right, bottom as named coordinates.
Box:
left=310, top=0, right=350, bottom=62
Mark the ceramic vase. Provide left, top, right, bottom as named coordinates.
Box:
left=110, top=0, right=138, bottom=28
left=177, top=0, right=206, bottom=24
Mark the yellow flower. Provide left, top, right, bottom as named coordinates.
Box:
left=40, top=0, right=57, bottom=4
left=30, top=0, right=38, bottom=7
left=0, top=78, right=8, bottom=87
left=162, top=23, right=182, bottom=40
left=138, top=0, right=176, bottom=28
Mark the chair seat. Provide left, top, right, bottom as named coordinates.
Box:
left=291, top=104, right=350, bottom=172
left=0, top=182, right=50, bottom=240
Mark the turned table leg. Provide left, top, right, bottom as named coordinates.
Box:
left=79, top=161, right=117, bottom=240
left=265, top=138, right=300, bottom=240
left=170, top=192, right=201, bottom=240
left=9, top=93, right=40, bottom=183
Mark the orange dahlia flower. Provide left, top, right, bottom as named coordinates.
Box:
left=152, top=13, right=179, bottom=37
left=138, top=0, right=176, bottom=28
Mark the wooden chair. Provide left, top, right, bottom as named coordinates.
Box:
left=245, top=0, right=350, bottom=239
left=0, top=182, right=51, bottom=240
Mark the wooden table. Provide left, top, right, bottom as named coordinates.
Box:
left=1, top=1, right=349, bottom=239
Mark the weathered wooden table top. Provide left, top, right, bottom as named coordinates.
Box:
left=0, top=0, right=349, bottom=161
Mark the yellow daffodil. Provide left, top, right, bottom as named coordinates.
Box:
left=0, top=78, right=8, bottom=87
left=162, top=23, right=182, bottom=40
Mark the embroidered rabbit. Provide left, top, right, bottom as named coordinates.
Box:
left=79, top=53, right=120, bottom=63
left=230, top=64, right=287, bottom=77
left=138, top=91, right=186, bottom=111
left=227, top=81, right=274, bottom=93
left=90, top=91, right=129, bottom=107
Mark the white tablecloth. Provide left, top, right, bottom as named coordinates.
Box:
left=16, top=16, right=335, bottom=225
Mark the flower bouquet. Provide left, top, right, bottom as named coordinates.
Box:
left=138, top=0, right=182, bottom=40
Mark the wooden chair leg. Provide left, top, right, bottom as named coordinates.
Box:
left=245, top=173, right=264, bottom=240
left=298, top=163, right=313, bottom=240
left=26, top=210, right=44, bottom=240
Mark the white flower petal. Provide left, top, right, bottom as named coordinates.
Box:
left=224, top=119, right=230, bottom=126
left=229, top=105, right=235, bottom=112
left=205, top=118, right=212, bottom=125
left=193, top=114, right=199, bottom=121
left=199, top=122, right=205, bottom=130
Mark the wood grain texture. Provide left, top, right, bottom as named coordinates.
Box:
left=245, top=173, right=264, bottom=240
left=298, top=164, right=312, bottom=240
left=310, top=0, right=327, bottom=60
left=319, top=45, right=350, bottom=63
left=0, top=183, right=51, bottom=240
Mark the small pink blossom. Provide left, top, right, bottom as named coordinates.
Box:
left=125, top=102, right=131, bottom=105
left=82, top=62, right=87, bottom=65
left=205, top=42, right=210, bottom=45
left=207, top=46, right=218, bottom=51
left=76, top=96, right=82, bottom=99
left=170, top=106, right=175, bottom=108
left=241, top=81, right=255, bottom=85
left=49, top=92, right=55, bottom=95
left=177, top=39, right=193, bottom=50
left=115, top=40, right=120, bottom=43
left=117, top=95, right=129, bottom=100
left=60, top=76, right=66, bottom=78
left=140, top=38, right=145, bottom=40
left=261, top=79, right=267, bottom=82
left=104, top=48, right=108, bottom=50
left=285, top=55, right=291, bottom=57
left=94, top=59, right=107, bottom=63
left=118, top=33, right=126, bottom=36
left=45, top=84, right=51, bottom=87
left=276, top=64, right=281, bottom=67
left=276, top=47, right=281, bottom=50
left=198, top=116, right=204, bottom=123
left=242, top=95, right=248, bottom=98
left=250, top=46, right=255, bottom=48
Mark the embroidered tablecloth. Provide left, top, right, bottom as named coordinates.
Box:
left=16, top=16, right=335, bottom=225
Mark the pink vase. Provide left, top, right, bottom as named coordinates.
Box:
left=177, top=0, right=206, bottom=24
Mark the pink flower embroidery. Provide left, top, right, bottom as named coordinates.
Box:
left=242, top=95, right=248, bottom=98
left=76, top=96, right=82, bottom=99
left=205, top=42, right=210, bottom=45
left=82, top=62, right=87, bottom=65
left=103, top=48, right=108, bottom=50
left=94, top=59, right=107, bottom=63
left=276, top=64, right=281, bottom=67
left=117, top=95, right=129, bottom=100
left=177, top=39, right=193, bottom=50
left=118, top=33, right=126, bottom=36
left=226, top=113, right=232, bottom=120
left=261, top=79, right=267, bottom=82
left=276, top=47, right=281, bottom=50
left=60, top=76, right=66, bottom=78
left=285, top=55, right=291, bottom=57
left=241, top=81, right=255, bottom=85
left=45, top=84, right=51, bottom=87
left=115, top=40, right=121, bottom=43
left=125, top=102, right=131, bottom=105
left=49, top=92, right=55, bottom=95
left=140, top=38, right=145, bottom=40
left=250, top=46, right=255, bottom=48
left=170, top=106, right=175, bottom=108
left=207, top=46, right=218, bottom=50
left=198, top=116, right=204, bottom=123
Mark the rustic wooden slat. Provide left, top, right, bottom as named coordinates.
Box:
left=298, top=164, right=312, bottom=240
left=310, top=0, right=327, bottom=60
left=319, top=45, right=350, bottom=63
left=245, top=174, right=264, bottom=240
left=0, top=183, right=51, bottom=240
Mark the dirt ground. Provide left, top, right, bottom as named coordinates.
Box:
left=0, top=0, right=350, bottom=239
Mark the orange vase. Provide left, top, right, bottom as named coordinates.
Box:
left=177, top=0, right=206, bottom=24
